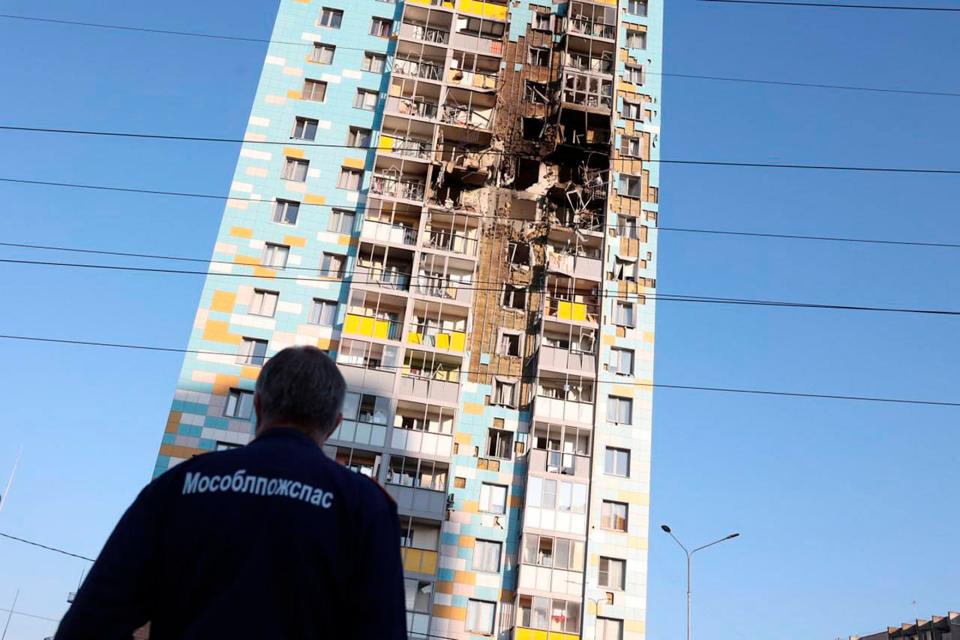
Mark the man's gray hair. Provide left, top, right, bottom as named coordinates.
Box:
left=255, top=346, right=346, bottom=435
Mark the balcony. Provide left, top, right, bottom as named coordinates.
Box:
left=353, top=262, right=412, bottom=292
left=360, top=218, right=418, bottom=247
left=441, top=104, right=493, bottom=130
left=399, top=351, right=462, bottom=405
left=378, top=133, right=432, bottom=162
left=407, top=322, right=467, bottom=353
left=548, top=207, right=606, bottom=235
left=393, top=57, right=445, bottom=82
left=370, top=174, right=427, bottom=203
left=401, top=547, right=440, bottom=575
left=538, top=343, right=596, bottom=376
left=561, top=71, right=613, bottom=111
left=544, top=295, right=599, bottom=325
left=422, top=226, right=479, bottom=258
left=415, top=273, right=473, bottom=305
left=391, top=416, right=455, bottom=458
left=545, top=245, right=602, bottom=281
left=566, top=2, right=616, bottom=40
left=534, top=380, right=595, bottom=426
left=399, top=21, right=450, bottom=45
left=343, top=313, right=403, bottom=342
left=386, top=95, right=440, bottom=121
left=447, top=66, right=498, bottom=91
left=528, top=447, right=590, bottom=479
left=455, top=0, right=509, bottom=20
left=385, top=455, right=450, bottom=518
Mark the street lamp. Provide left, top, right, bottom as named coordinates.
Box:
left=660, top=524, right=739, bottom=640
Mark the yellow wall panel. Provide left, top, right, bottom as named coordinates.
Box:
left=283, top=235, right=307, bottom=247
left=229, top=226, right=253, bottom=238
left=202, top=320, right=242, bottom=345
left=304, top=193, right=326, bottom=205
left=342, top=157, right=365, bottom=169
left=463, top=402, right=485, bottom=415
left=240, top=366, right=260, bottom=380
left=210, top=290, right=236, bottom=313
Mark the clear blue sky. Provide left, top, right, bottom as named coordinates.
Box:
left=1, top=1, right=958, bottom=638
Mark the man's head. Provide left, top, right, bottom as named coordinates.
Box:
left=253, top=346, right=346, bottom=444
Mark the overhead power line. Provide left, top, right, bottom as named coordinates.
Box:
left=4, top=129, right=960, bottom=174
left=0, top=531, right=95, bottom=562
left=1, top=14, right=958, bottom=99
left=1, top=333, right=958, bottom=408
left=3, top=255, right=960, bottom=317
left=0, top=607, right=59, bottom=624
left=699, top=0, right=960, bottom=11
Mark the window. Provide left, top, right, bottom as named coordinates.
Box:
left=225, top=389, right=254, bottom=419
left=479, top=482, right=507, bottom=514
left=370, top=17, right=392, bottom=37
left=250, top=289, right=279, bottom=317
left=404, top=578, right=432, bottom=614
left=532, top=10, right=551, bottom=31
left=623, top=100, right=642, bottom=120
left=621, top=135, right=642, bottom=158
left=507, top=241, right=531, bottom=266
left=597, top=617, right=624, bottom=640
left=502, top=285, right=525, bottom=310
left=347, top=126, right=372, bottom=148
left=310, top=299, right=337, bottom=326
left=524, top=81, right=548, bottom=104
left=302, top=79, right=327, bottom=102
left=318, top=7, right=343, bottom=28
left=604, top=447, right=630, bottom=477
left=486, top=428, right=514, bottom=460
left=272, top=199, right=301, bottom=226
left=607, top=396, right=633, bottom=424
left=620, top=175, right=642, bottom=198
left=466, top=599, right=496, bottom=635
left=626, top=27, right=647, bottom=48
left=362, top=51, right=387, bottom=73
left=613, top=300, right=635, bottom=327
left=337, top=167, right=363, bottom=190
left=473, top=540, right=502, bottom=573
left=618, top=215, right=640, bottom=239
left=238, top=337, right=268, bottom=366
left=343, top=392, right=390, bottom=424
left=601, top=501, right=628, bottom=531
left=328, top=208, right=355, bottom=234
left=354, top=88, right=379, bottom=110
left=527, top=477, right=586, bottom=513
left=625, top=65, right=644, bottom=84
left=461, top=17, right=506, bottom=38
left=609, top=348, right=634, bottom=376
left=498, top=331, right=521, bottom=356
left=528, top=46, right=549, bottom=66
left=493, top=380, right=516, bottom=407
left=281, top=158, right=309, bottom=182
left=614, top=257, right=638, bottom=281
left=626, top=0, right=648, bottom=16
left=319, top=252, right=346, bottom=278
left=263, top=243, right=290, bottom=269
left=311, top=42, right=335, bottom=64
left=521, top=534, right=585, bottom=571
left=292, top=117, right=319, bottom=141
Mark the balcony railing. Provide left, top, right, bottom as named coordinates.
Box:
left=361, top=219, right=418, bottom=246
left=441, top=105, right=492, bottom=129
left=343, top=313, right=404, bottom=341
left=544, top=297, right=599, bottom=323
left=353, top=265, right=412, bottom=291
left=529, top=447, right=590, bottom=478
left=565, top=53, right=613, bottom=74
left=568, top=17, right=615, bottom=39
left=401, top=547, right=440, bottom=575
left=407, top=323, right=467, bottom=353
left=370, top=175, right=427, bottom=202
left=387, top=96, right=440, bottom=120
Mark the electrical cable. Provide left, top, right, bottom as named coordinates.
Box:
left=699, top=0, right=960, bottom=11
left=0, top=531, right=95, bottom=563
left=3, top=130, right=960, bottom=174
left=1, top=13, right=958, bottom=98
left=1, top=333, right=959, bottom=408
left=3, top=255, right=960, bottom=317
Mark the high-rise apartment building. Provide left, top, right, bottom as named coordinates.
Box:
left=155, top=0, right=661, bottom=637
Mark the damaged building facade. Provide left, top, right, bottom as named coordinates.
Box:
left=154, top=0, right=662, bottom=638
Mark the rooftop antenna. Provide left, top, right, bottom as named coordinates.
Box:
left=0, top=448, right=22, bottom=516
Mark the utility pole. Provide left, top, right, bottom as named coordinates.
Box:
left=0, top=589, right=19, bottom=640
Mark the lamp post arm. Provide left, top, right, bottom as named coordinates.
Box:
left=691, top=534, right=738, bottom=556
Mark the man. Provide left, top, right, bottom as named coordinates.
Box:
left=56, top=346, right=407, bottom=640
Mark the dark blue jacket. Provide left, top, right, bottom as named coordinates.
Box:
left=56, top=427, right=407, bottom=640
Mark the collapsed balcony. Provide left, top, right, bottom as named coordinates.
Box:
left=416, top=253, right=475, bottom=305
left=399, top=8, right=452, bottom=45
left=447, top=50, right=500, bottom=91
left=564, top=1, right=616, bottom=40
left=423, top=211, right=480, bottom=257
left=370, top=172, right=427, bottom=203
